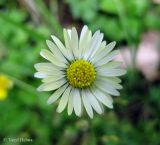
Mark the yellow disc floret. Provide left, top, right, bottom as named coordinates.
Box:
left=67, top=60, right=96, bottom=88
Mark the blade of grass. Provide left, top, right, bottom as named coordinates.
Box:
left=35, top=0, right=63, bottom=39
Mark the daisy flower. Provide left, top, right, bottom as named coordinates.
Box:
left=34, top=25, right=126, bottom=118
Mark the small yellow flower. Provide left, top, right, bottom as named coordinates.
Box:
left=0, top=74, right=13, bottom=101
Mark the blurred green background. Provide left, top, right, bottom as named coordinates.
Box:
left=0, top=0, right=160, bottom=145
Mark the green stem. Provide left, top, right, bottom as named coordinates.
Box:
left=113, top=0, right=137, bottom=68
left=3, top=73, right=38, bottom=95
left=88, top=119, right=96, bottom=145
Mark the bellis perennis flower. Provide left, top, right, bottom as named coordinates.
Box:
left=34, top=25, right=126, bottom=118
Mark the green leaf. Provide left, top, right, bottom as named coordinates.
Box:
left=99, top=0, right=117, bottom=14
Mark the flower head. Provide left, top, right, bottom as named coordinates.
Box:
left=34, top=26, right=126, bottom=118
left=0, top=74, right=13, bottom=101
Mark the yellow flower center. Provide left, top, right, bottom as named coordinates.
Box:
left=67, top=60, right=96, bottom=88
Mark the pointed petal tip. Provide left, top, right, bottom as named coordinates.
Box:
left=47, top=98, right=52, bottom=105
left=51, top=35, right=56, bottom=40
left=109, top=104, right=114, bottom=109
left=37, top=87, right=42, bottom=92
left=107, top=41, right=116, bottom=49
left=72, top=27, right=76, bottom=30
left=123, top=70, right=127, bottom=75
left=118, top=69, right=127, bottom=76
left=76, top=114, right=81, bottom=117
left=112, top=41, right=116, bottom=46
left=113, top=41, right=116, bottom=44
left=46, top=40, right=50, bottom=45
left=33, top=73, right=37, bottom=78
left=34, top=64, right=36, bottom=69
left=40, top=50, right=44, bottom=57
left=87, top=112, right=93, bottom=119
left=37, top=84, right=49, bottom=92
left=116, top=92, right=120, bottom=96
left=89, top=115, right=93, bottom=119
left=68, top=112, right=72, bottom=116
left=83, top=25, right=88, bottom=28
left=56, top=108, right=62, bottom=113
left=34, top=72, right=47, bottom=78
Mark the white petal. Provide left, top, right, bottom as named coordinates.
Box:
left=46, top=40, right=67, bottom=63
left=96, top=77, right=123, bottom=89
left=51, top=35, right=72, bottom=60
left=98, top=102, right=105, bottom=113
left=109, top=77, right=122, bottom=83
left=90, top=41, right=106, bottom=61
left=73, top=89, right=82, bottom=116
left=63, top=29, right=71, bottom=49
left=91, top=87, right=113, bottom=108
left=97, top=61, right=122, bottom=69
left=87, top=89, right=103, bottom=114
left=34, top=72, right=47, bottom=78
left=67, top=29, right=71, bottom=38
left=37, top=79, right=66, bottom=91
left=97, top=68, right=127, bottom=77
left=83, top=30, right=101, bottom=60
left=95, top=81, right=120, bottom=96
left=63, top=29, right=74, bottom=60
left=35, top=71, right=64, bottom=80
left=35, top=64, right=65, bottom=76
left=79, top=29, right=92, bottom=59
left=92, top=41, right=106, bottom=55
left=80, top=25, right=88, bottom=41
left=96, top=76, right=122, bottom=83
left=47, top=84, right=68, bottom=104
left=71, top=27, right=79, bottom=59
left=42, top=75, right=65, bottom=83
left=34, top=63, right=62, bottom=71
left=82, top=90, right=93, bottom=118
left=91, top=41, right=116, bottom=63
left=36, top=69, right=64, bottom=76
left=67, top=88, right=74, bottom=115
left=40, top=49, right=67, bottom=68
left=94, top=50, right=120, bottom=67
left=57, top=86, right=72, bottom=113
left=79, top=26, right=89, bottom=59
left=87, top=33, right=104, bottom=60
